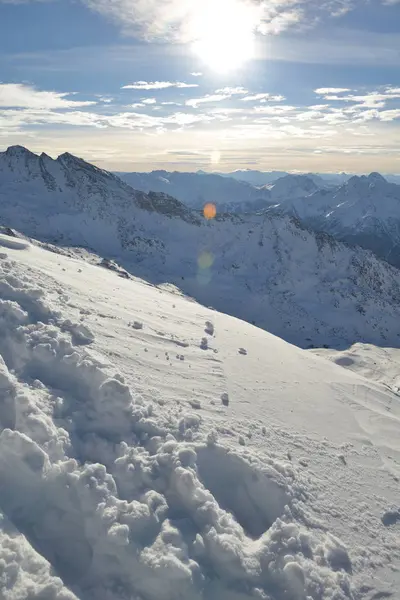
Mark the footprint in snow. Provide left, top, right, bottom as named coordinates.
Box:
left=189, top=399, right=201, bottom=410
left=238, top=348, right=247, bottom=355
left=200, top=337, right=208, bottom=350
left=204, top=321, right=214, bottom=336
left=221, top=393, right=229, bottom=407
left=382, top=508, right=400, bottom=526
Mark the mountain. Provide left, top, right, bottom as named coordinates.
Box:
left=116, top=169, right=272, bottom=211
left=267, top=172, right=400, bottom=268
left=215, top=169, right=353, bottom=188
left=215, top=168, right=290, bottom=186
left=265, top=174, right=323, bottom=202
left=1, top=146, right=400, bottom=351
left=386, top=174, right=400, bottom=185
left=1, top=234, right=400, bottom=600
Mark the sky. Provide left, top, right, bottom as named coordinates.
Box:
left=0, top=0, right=399, bottom=173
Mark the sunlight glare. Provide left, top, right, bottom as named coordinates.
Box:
left=192, top=0, right=258, bottom=73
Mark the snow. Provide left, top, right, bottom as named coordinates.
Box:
left=116, top=170, right=272, bottom=212
left=1, top=148, right=400, bottom=352
left=0, top=237, right=399, bottom=599
left=267, top=173, right=400, bottom=268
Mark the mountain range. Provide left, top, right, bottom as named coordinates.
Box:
left=117, top=166, right=400, bottom=268
left=1, top=145, right=400, bottom=351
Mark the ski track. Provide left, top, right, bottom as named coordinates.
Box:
left=0, top=239, right=399, bottom=600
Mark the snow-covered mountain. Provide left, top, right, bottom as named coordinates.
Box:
left=1, top=234, right=400, bottom=600
left=215, top=169, right=290, bottom=186
left=216, top=169, right=352, bottom=188
left=267, top=173, right=400, bottom=268
left=116, top=169, right=272, bottom=211
left=265, top=174, right=323, bottom=202
left=1, top=145, right=400, bottom=350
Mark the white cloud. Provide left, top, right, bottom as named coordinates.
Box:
left=321, top=88, right=400, bottom=107
left=121, top=81, right=198, bottom=90
left=241, top=93, right=286, bottom=102
left=190, top=72, right=203, bottom=77
left=185, top=94, right=231, bottom=108
left=258, top=8, right=304, bottom=34
left=253, top=105, right=296, bottom=114
left=97, top=96, right=114, bottom=103
left=376, top=109, right=400, bottom=121
left=0, top=83, right=96, bottom=109
left=215, top=87, right=248, bottom=95
left=141, top=98, right=157, bottom=105
left=314, top=87, right=351, bottom=94
left=0, top=106, right=213, bottom=132
left=83, top=0, right=364, bottom=43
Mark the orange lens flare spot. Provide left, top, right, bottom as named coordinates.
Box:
left=203, top=203, right=217, bottom=220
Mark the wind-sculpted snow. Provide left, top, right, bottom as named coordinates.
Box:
left=0, top=250, right=362, bottom=600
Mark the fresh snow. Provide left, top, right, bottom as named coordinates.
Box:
left=0, top=234, right=399, bottom=600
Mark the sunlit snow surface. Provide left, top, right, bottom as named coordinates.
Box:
left=0, top=234, right=399, bottom=600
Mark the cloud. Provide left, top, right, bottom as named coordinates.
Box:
left=215, top=87, right=248, bottom=95
left=83, top=0, right=364, bottom=43
left=121, top=81, right=198, bottom=90
left=242, top=93, right=286, bottom=102
left=141, top=98, right=157, bottom=105
left=186, top=94, right=231, bottom=108
left=0, top=105, right=214, bottom=132
left=319, top=88, right=400, bottom=107
left=253, top=105, right=297, bottom=114
left=314, top=88, right=351, bottom=94
left=0, top=83, right=96, bottom=109
left=190, top=72, right=203, bottom=77
left=258, top=8, right=304, bottom=34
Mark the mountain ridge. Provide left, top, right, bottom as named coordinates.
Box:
left=1, top=145, right=400, bottom=351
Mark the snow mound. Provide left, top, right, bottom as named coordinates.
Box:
left=0, top=232, right=30, bottom=250
left=0, top=255, right=355, bottom=600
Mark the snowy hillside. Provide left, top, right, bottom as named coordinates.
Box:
left=267, top=173, right=400, bottom=268
left=1, top=146, right=400, bottom=350
left=0, top=233, right=399, bottom=600
left=116, top=169, right=272, bottom=211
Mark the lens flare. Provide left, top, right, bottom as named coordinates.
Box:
left=203, top=203, right=217, bottom=220
left=198, top=251, right=214, bottom=270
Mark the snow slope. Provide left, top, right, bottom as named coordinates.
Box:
left=267, top=173, right=400, bottom=268
left=116, top=169, right=272, bottom=211
left=2, top=146, right=400, bottom=351
left=1, top=234, right=400, bottom=600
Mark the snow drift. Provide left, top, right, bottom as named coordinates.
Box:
left=0, top=236, right=399, bottom=599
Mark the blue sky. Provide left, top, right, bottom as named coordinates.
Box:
left=0, top=0, right=399, bottom=173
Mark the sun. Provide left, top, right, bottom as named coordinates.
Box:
left=191, top=0, right=258, bottom=73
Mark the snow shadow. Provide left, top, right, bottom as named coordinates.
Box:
left=195, top=445, right=290, bottom=538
